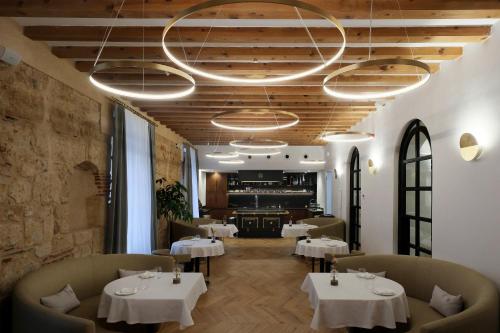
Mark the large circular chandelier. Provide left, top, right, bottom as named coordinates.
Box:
left=322, top=59, right=431, bottom=100
left=219, top=159, right=245, bottom=165
left=162, top=0, right=346, bottom=84
left=205, top=151, right=239, bottom=159
left=237, top=149, right=281, bottom=156
left=89, top=61, right=195, bottom=100
left=321, top=131, right=375, bottom=143
left=211, top=109, right=299, bottom=131
left=230, top=139, right=288, bottom=149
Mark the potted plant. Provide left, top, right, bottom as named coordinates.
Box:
left=156, top=178, right=193, bottom=247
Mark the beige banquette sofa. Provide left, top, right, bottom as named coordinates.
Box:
left=13, top=254, right=175, bottom=333
left=335, top=255, right=499, bottom=333
left=297, top=217, right=346, bottom=240
left=171, top=220, right=208, bottom=242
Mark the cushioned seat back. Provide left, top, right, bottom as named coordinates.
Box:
left=172, top=220, right=208, bottom=242
left=16, top=254, right=174, bottom=304
left=336, top=255, right=492, bottom=309
left=298, top=217, right=343, bottom=227
left=192, top=218, right=222, bottom=226
left=90, top=254, right=175, bottom=296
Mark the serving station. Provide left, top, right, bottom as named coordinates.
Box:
left=203, top=170, right=323, bottom=237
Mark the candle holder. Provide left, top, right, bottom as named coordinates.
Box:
left=306, top=236, right=311, bottom=243
left=173, top=267, right=181, bottom=284
left=330, top=257, right=338, bottom=286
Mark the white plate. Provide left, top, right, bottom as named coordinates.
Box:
left=115, top=288, right=138, bottom=296
left=372, top=288, right=396, bottom=296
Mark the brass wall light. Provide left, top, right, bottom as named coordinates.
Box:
left=459, top=133, right=481, bottom=161
left=368, top=159, right=377, bottom=175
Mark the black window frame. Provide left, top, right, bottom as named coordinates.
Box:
left=349, top=147, right=361, bottom=251
left=398, top=119, right=432, bottom=257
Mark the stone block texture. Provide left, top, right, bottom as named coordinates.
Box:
left=0, top=62, right=184, bottom=304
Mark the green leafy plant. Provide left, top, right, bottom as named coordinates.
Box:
left=155, top=178, right=192, bottom=223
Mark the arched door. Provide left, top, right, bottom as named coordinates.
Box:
left=349, top=148, right=361, bottom=250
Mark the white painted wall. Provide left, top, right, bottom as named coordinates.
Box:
left=197, top=145, right=326, bottom=172
left=327, top=22, right=500, bottom=287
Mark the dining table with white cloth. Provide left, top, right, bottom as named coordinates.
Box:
left=170, top=239, right=225, bottom=277
left=98, top=272, right=207, bottom=329
left=295, top=239, right=349, bottom=272
left=301, top=273, right=410, bottom=330
left=281, top=223, right=318, bottom=238
left=198, top=223, right=239, bottom=238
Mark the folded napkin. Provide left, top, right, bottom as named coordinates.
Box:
left=372, top=288, right=396, bottom=296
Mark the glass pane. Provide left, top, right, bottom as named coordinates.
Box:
left=419, top=132, right=431, bottom=157
left=421, top=252, right=432, bottom=257
left=420, top=159, right=432, bottom=187
left=410, top=247, right=415, bottom=256
left=420, top=191, right=432, bottom=219
left=405, top=162, right=416, bottom=187
left=406, top=134, right=416, bottom=159
left=355, top=155, right=359, bottom=170
left=410, top=219, right=416, bottom=244
left=353, top=190, right=358, bottom=206
left=353, top=172, right=359, bottom=188
left=420, top=222, right=432, bottom=251
left=405, top=191, right=416, bottom=216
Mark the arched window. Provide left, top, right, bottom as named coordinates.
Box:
left=349, top=147, right=361, bottom=250
left=398, top=120, right=432, bottom=257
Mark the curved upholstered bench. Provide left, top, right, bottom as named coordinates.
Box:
left=335, top=255, right=499, bottom=333
left=298, top=217, right=346, bottom=240
left=13, top=254, right=175, bottom=333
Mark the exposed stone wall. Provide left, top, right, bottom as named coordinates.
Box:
left=0, top=62, right=109, bottom=299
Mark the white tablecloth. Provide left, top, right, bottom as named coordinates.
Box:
left=170, top=239, right=225, bottom=258
left=98, top=272, right=207, bottom=329
left=198, top=224, right=239, bottom=238
left=301, top=273, right=410, bottom=330
left=295, top=239, right=349, bottom=258
left=281, top=224, right=318, bottom=238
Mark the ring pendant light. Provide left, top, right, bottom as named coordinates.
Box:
left=89, top=61, right=195, bottom=100
left=322, top=58, right=431, bottom=100
left=237, top=149, right=282, bottom=156
left=211, top=109, right=299, bottom=131
left=219, top=159, right=245, bottom=165
left=300, top=160, right=326, bottom=165
left=230, top=139, right=288, bottom=149
left=321, top=131, right=375, bottom=143
left=89, top=0, right=195, bottom=100
left=322, top=0, right=430, bottom=100
left=205, top=151, right=239, bottom=159
left=161, top=0, right=346, bottom=84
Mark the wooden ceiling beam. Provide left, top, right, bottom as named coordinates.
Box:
left=75, top=61, right=440, bottom=75
left=24, top=26, right=491, bottom=44
left=3, top=1, right=500, bottom=19
left=52, top=46, right=463, bottom=62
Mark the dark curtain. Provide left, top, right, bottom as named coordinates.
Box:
left=105, top=104, right=128, bottom=254
left=148, top=123, right=158, bottom=251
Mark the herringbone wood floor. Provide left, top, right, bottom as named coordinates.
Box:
left=160, top=238, right=345, bottom=333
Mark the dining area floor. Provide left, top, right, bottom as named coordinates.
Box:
left=160, top=238, right=344, bottom=333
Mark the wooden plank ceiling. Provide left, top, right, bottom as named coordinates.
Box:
left=3, top=0, right=500, bottom=145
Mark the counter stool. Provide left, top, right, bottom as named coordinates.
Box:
left=152, top=249, right=193, bottom=272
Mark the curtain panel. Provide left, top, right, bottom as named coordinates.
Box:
left=105, top=105, right=128, bottom=254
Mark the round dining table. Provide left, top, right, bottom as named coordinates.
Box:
left=98, top=272, right=207, bottom=329
left=170, top=239, right=224, bottom=278
left=295, top=238, right=349, bottom=272
left=281, top=223, right=318, bottom=238
left=301, top=273, right=410, bottom=330
left=198, top=223, right=239, bottom=238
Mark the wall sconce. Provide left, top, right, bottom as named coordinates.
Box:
left=459, top=133, right=481, bottom=161
left=368, top=159, right=377, bottom=175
